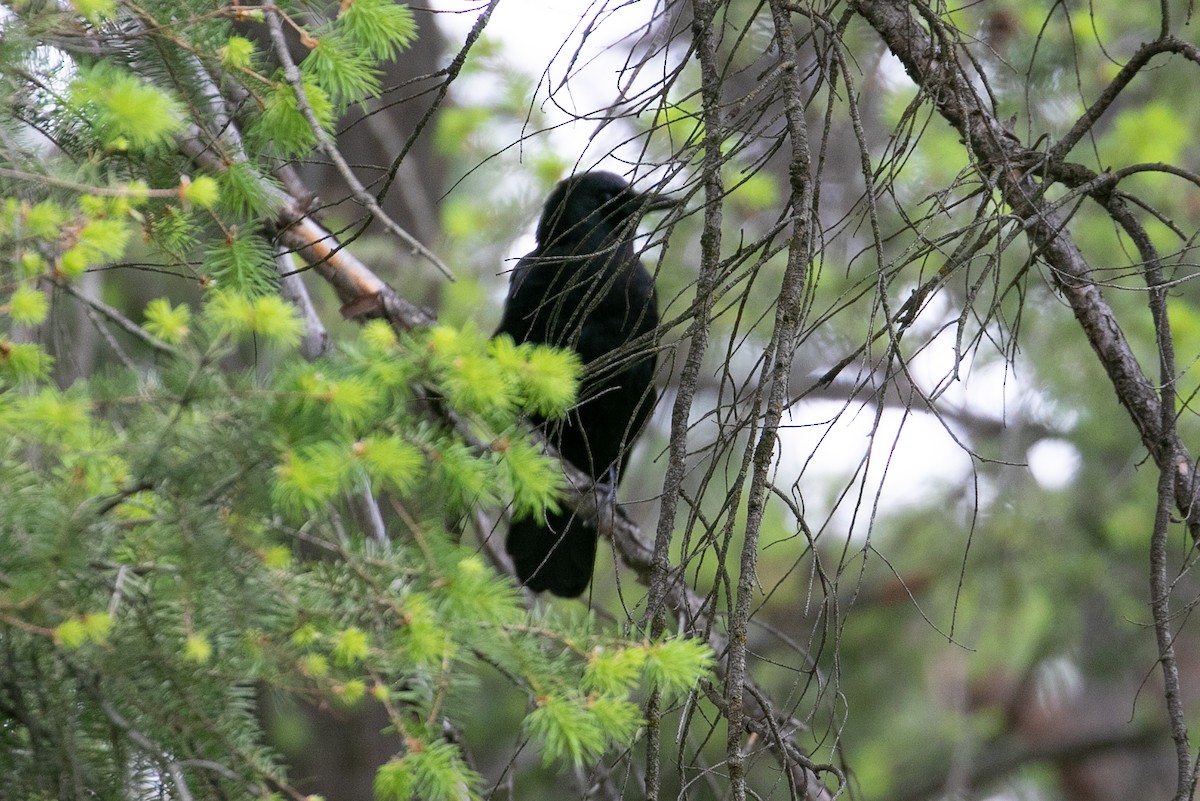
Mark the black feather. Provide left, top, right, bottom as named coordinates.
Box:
left=495, top=171, right=669, bottom=597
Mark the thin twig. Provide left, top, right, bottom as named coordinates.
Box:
left=643, top=1, right=726, bottom=797
left=263, top=9, right=453, bottom=279
left=53, top=278, right=178, bottom=357
left=101, top=700, right=197, bottom=801
left=1107, top=196, right=1195, bottom=799
left=275, top=245, right=330, bottom=360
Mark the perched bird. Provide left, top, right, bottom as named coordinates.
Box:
left=496, top=171, right=675, bottom=597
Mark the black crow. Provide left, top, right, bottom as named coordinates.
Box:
left=496, top=171, right=674, bottom=597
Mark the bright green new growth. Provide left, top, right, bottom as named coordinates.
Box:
left=143, top=298, right=192, bottom=344
left=523, top=634, right=715, bottom=766
left=255, top=78, right=337, bottom=157
left=339, top=0, right=419, bottom=61
left=7, top=285, right=49, bottom=326
left=375, top=739, right=480, bottom=801
left=0, top=2, right=715, bottom=797
left=0, top=284, right=713, bottom=792
left=68, top=63, right=187, bottom=151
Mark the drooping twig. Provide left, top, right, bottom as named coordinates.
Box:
left=849, top=0, right=1200, bottom=793
left=263, top=9, right=454, bottom=280
left=53, top=278, right=179, bottom=358
left=643, top=1, right=726, bottom=797
left=1106, top=196, right=1194, bottom=800
left=849, top=0, right=1200, bottom=534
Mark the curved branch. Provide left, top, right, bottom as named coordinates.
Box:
left=850, top=0, right=1200, bottom=794
left=849, top=0, right=1200, bottom=537
left=263, top=9, right=453, bottom=280
left=890, top=723, right=1166, bottom=801
left=1048, top=36, right=1200, bottom=163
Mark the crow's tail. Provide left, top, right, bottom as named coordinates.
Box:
left=506, top=510, right=598, bottom=598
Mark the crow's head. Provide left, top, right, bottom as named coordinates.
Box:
left=535, top=171, right=677, bottom=253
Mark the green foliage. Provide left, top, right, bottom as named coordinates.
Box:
left=217, top=161, right=279, bottom=219
left=497, top=436, right=567, bottom=520
left=338, top=0, right=418, bottom=61
left=6, top=285, right=49, bottom=326
left=72, top=0, right=117, bottom=24
left=302, top=37, right=383, bottom=110
left=207, top=291, right=304, bottom=344
left=0, top=296, right=713, bottom=796
left=490, top=334, right=582, bottom=418
left=204, top=228, right=279, bottom=295
left=63, top=216, right=133, bottom=277
left=290, top=0, right=419, bottom=113
left=423, top=325, right=582, bottom=425
left=143, top=298, right=192, bottom=344
left=180, top=175, right=220, bottom=208
left=254, top=78, right=336, bottom=157
left=219, top=35, right=255, bottom=69
left=0, top=341, right=53, bottom=380
left=518, top=631, right=712, bottom=769
left=67, top=63, right=186, bottom=152
left=376, top=739, right=480, bottom=801
left=643, top=637, right=716, bottom=699
left=525, top=694, right=611, bottom=765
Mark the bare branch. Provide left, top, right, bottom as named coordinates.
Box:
left=52, top=277, right=179, bottom=358
left=850, top=0, right=1200, bottom=792
left=275, top=245, right=330, bottom=360
left=263, top=8, right=454, bottom=280
left=849, top=0, right=1200, bottom=536
left=890, top=723, right=1166, bottom=801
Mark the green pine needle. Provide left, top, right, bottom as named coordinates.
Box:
left=497, top=436, right=564, bottom=521
left=203, top=230, right=277, bottom=296
left=642, top=637, right=715, bottom=700
left=7, top=285, right=49, bottom=326
left=143, top=298, right=192, bottom=345
left=254, top=78, right=335, bottom=158
left=356, top=434, right=422, bottom=494
left=583, top=645, right=646, bottom=694
left=301, top=36, right=383, bottom=109
left=68, top=63, right=186, bottom=151
left=525, top=694, right=607, bottom=766
left=338, top=0, right=418, bottom=61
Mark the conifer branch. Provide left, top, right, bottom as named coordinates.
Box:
left=263, top=8, right=454, bottom=280
left=177, top=79, right=839, bottom=801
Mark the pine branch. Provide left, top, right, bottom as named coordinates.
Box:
left=53, top=278, right=179, bottom=357
left=263, top=8, right=453, bottom=280
left=175, top=69, right=839, bottom=801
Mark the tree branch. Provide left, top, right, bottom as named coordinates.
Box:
left=848, top=0, right=1200, bottom=536
left=849, top=0, right=1200, bottom=793
left=176, top=63, right=836, bottom=801
left=890, top=723, right=1166, bottom=801
left=263, top=8, right=453, bottom=280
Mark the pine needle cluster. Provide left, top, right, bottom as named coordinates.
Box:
left=0, top=302, right=712, bottom=798
left=0, top=2, right=715, bottom=798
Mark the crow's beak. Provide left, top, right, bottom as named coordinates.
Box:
left=641, top=193, right=684, bottom=213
